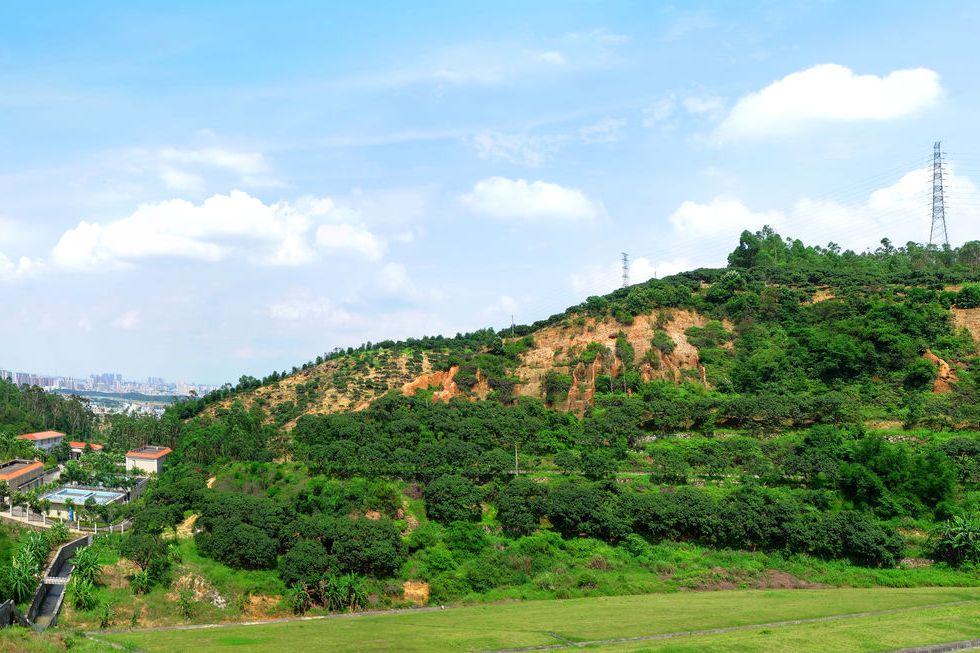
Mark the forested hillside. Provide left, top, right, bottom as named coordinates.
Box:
left=4, top=228, right=980, bottom=626
left=183, top=227, right=980, bottom=433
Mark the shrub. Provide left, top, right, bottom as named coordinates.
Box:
left=931, top=514, right=980, bottom=565
left=328, top=518, right=405, bottom=578
left=67, top=578, right=97, bottom=611
left=130, top=570, right=150, bottom=595
left=424, top=475, right=482, bottom=525
left=279, top=539, right=331, bottom=587
left=497, top=477, right=545, bottom=536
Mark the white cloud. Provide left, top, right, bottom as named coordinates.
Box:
left=682, top=95, right=726, bottom=117
left=160, top=147, right=268, bottom=176
left=716, top=64, right=942, bottom=141
left=0, top=253, right=42, bottom=281
left=461, top=177, right=603, bottom=222
left=668, top=196, right=785, bottom=240
left=578, top=118, right=627, bottom=144
left=315, top=223, right=385, bottom=261
left=471, top=131, right=553, bottom=167
left=642, top=96, right=678, bottom=128
left=268, top=290, right=352, bottom=325
left=160, top=168, right=206, bottom=192
left=52, top=191, right=317, bottom=269
left=113, top=310, right=140, bottom=330
left=158, top=146, right=284, bottom=189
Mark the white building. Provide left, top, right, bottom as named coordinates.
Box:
left=125, top=446, right=172, bottom=474
left=16, top=430, right=65, bottom=453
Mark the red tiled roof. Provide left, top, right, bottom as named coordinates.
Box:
left=0, top=461, right=43, bottom=481
left=68, top=441, right=103, bottom=451
left=126, top=447, right=172, bottom=460
left=16, top=430, right=65, bottom=441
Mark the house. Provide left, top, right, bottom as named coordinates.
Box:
left=0, top=459, right=46, bottom=492
left=68, top=441, right=104, bottom=460
left=15, top=430, right=66, bottom=453
left=125, top=446, right=172, bottom=474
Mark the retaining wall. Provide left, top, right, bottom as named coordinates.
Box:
left=26, top=534, right=91, bottom=624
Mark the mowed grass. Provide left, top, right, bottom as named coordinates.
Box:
left=100, top=587, right=980, bottom=653
left=595, top=602, right=980, bottom=652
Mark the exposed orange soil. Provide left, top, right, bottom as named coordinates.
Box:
left=953, top=307, right=980, bottom=349
left=923, top=349, right=957, bottom=394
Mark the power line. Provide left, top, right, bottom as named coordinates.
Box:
left=621, top=252, right=629, bottom=288
left=930, top=141, right=949, bottom=246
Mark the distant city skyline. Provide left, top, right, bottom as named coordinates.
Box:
left=0, top=368, right=214, bottom=396
left=2, top=2, right=980, bottom=383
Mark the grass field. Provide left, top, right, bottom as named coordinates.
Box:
left=96, top=587, right=980, bottom=653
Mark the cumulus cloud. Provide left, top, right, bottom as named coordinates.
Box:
left=315, top=223, right=385, bottom=261
left=668, top=196, right=785, bottom=240
left=461, top=177, right=603, bottom=221
left=51, top=190, right=385, bottom=270
left=0, top=253, right=42, bottom=281
left=716, top=64, right=942, bottom=141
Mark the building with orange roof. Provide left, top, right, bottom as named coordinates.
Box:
left=68, top=441, right=104, bottom=460
left=125, top=445, right=172, bottom=475
left=0, top=459, right=46, bottom=492
left=16, top=430, right=65, bottom=453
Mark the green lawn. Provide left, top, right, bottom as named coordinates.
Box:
left=98, top=587, right=980, bottom=653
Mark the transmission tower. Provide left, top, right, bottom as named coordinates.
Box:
left=621, top=253, right=629, bottom=288
left=930, top=141, right=948, bottom=246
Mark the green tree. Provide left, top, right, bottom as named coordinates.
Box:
left=424, top=475, right=482, bottom=525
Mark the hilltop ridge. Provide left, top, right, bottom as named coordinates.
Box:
left=184, top=228, right=980, bottom=431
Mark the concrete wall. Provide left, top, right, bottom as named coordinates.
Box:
left=126, top=456, right=163, bottom=474
left=27, top=534, right=91, bottom=624
left=46, top=534, right=92, bottom=579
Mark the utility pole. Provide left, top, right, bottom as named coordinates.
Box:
left=621, top=252, right=630, bottom=288
left=514, top=442, right=519, bottom=476
left=930, top=141, right=949, bottom=247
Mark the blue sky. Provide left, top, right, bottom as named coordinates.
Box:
left=2, top=1, right=980, bottom=383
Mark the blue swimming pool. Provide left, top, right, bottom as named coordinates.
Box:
left=42, top=487, right=124, bottom=505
